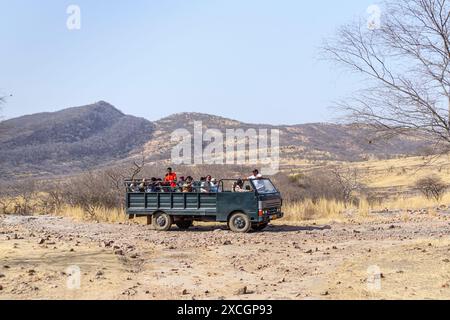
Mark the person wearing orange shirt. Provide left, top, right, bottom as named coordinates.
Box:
left=164, top=167, right=178, bottom=188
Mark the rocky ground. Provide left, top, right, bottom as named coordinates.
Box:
left=1, top=213, right=450, bottom=300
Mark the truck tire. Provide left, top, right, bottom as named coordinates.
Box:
left=176, top=220, right=193, bottom=230
left=152, top=212, right=173, bottom=231
left=228, top=212, right=252, bottom=233
left=252, top=222, right=269, bottom=231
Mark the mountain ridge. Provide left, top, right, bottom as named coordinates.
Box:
left=0, top=101, right=429, bottom=179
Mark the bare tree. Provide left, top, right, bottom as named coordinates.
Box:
left=323, top=0, right=450, bottom=151
left=330, top=166, right=364, bottom=205
left=416, top=175, right=447, bottom=201
left=129, top=152, right=146, bottom=181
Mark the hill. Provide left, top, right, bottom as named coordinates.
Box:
left=0, top=101, right=154, bottom=178
left=0, top=102, right=428, bottom=179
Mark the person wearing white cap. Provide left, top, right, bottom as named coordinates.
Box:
left=248, top=169, right=264, bottom=192
left=248, top=169, right=263, bottom=180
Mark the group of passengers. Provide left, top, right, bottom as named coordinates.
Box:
left=127, top=168, right=264, bottom=194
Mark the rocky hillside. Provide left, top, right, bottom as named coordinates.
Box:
left=139, top=113, right=427, bottom=164
left=0, top=101, right=154, bottom=178
left=0, top=102, right=428, bottom=179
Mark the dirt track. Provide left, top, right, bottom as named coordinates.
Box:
left=1, top=213, right=450, bottom=300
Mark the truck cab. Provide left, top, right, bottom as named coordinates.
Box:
left=125, top=178, right=283, bottom=233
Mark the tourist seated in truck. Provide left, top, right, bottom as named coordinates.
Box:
left=210, top=177, right=219, bottom=193
left=205, top=175, right=219, bottom=193
left=200, top=177, right=211, bottom=193
left=128, top=181, right=140, bottom=193
left=233, top=179, right=248, bottom=192
left=176, top=176, right=186, bottom=192
left=155, top=178, right=163, bottom=192
left=139, top=178, right=147, bottom=192
left=164, top=167, right=177, bottom=188
left=146, top=178, right=159, bottom=192
left=160, top=181, right=173, bottom=192
left=182, top=176, right=194, bottom=193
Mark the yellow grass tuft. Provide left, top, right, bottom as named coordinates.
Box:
left=56, top=205, right=127, bottom=224
left=282, top=191, right=449, bottom=223
left=372, top=193, right=450, bottom=211
left=283, top=199, right=348, bottom=221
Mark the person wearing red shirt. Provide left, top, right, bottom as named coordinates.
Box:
left=164, top=167, right=178, bottom=188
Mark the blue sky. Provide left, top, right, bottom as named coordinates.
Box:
left=0, top=0, right=375, bottom=124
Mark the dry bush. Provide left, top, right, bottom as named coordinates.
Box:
left=415, top=176, right=448, bottom=202
left=283, top=167, right=365, bottom=205
left=63, top=171, right=123, bottom=218
left=0, top=180, right=39, bottom=215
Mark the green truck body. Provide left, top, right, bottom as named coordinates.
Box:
left=125, top=179, right=284, bottom=233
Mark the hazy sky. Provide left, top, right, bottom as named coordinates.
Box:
left=0, top=0, right=375, bottom=124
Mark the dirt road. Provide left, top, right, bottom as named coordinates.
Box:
left=1, top=213, right=450, bottom=300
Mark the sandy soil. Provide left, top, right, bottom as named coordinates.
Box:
left=1, top=213, right=450, bottom=300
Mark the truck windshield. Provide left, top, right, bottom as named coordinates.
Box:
left=250, top=179, right=278, bottom=194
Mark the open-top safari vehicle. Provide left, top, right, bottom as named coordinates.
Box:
left=125, top=178, right=283, bottom=233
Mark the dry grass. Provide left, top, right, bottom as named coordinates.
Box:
left=55, top=205, right=128, bottom=224
left=283, top=199, right=346, bottom=221
left=283, top=193, right=449, bottom=223
left=283, top=198, right=373, bottom=222
left=372, top=193, right=450, bottom=212
left=3, top=154, right=450, bottom=225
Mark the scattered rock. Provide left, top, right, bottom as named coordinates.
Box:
left=0, top=285, right=3, bottom=291
left=102, top=240, right=114, bottom=248
left=114, top=249, right=124, bottom=256
left=182, top=289, right=189, bottom=295
left=38, top=238, right=45, bottom=245
left=223, top=240, right=232, bottom=246
left=321, top=291, right=329, bottom=296
left=236, top=286, right=248, bottom=295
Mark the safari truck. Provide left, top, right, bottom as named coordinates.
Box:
left=125, top=179, right=283, bottom=233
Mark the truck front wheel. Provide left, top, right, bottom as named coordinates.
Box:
left=228, top=212, right=252, bottom=233
left=152, top=212, right=173, bottom=231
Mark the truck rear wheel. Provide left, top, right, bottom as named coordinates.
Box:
left=152, top=212, right=173, bottom=231
left=228, top=212, right=252, bottom=233
left=176, top=220, right=193, bottom=230
left=252, top=222, right=269, bottom=231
